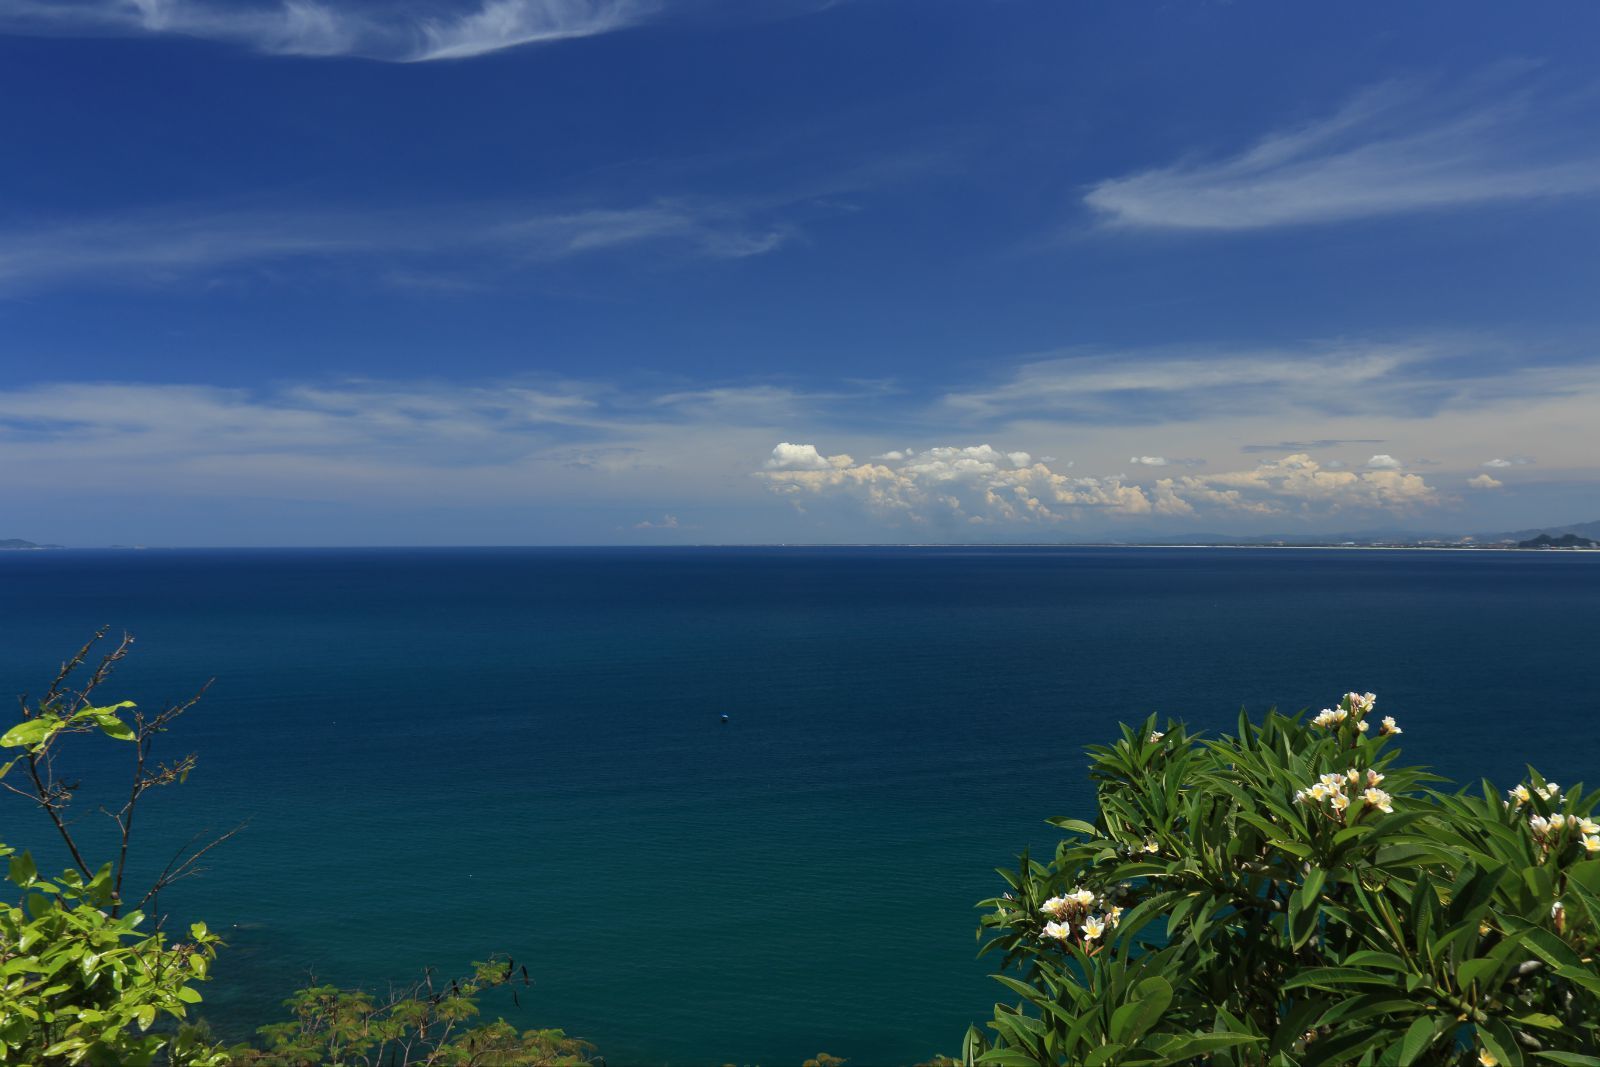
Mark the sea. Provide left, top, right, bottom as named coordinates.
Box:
left=1, top=546, right=1596, bottom=1065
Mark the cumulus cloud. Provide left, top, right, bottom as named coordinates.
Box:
left=1365, top=454, right=1403, bottom=469
left=1467, top=474, right=1504, bottom=490
left=0, top=0, right=656, bottom=62
left=1483, top=456, right=1535, bottom=468
left=766, top=442, right=836, bottom=471
left=1183, top=453, right=1437, bottom=512
left=758, top=446, right=1440, bottom=527
left=759, top=444, right=1155, bottom=526
left=1084, top=72, right=1600, bottom=230
left=633, top=514, right=680, bottom=529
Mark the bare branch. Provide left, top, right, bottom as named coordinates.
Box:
left=136, top=822, right=248, bottom=915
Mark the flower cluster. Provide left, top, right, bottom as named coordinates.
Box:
left=1038, top=887, right=1123, bottom=945
left=1295, top=768, right=1393, bottom=820
left=1310, top=692, right=1400, bottom=737
left=1508, top=780, right=1600, bottom=855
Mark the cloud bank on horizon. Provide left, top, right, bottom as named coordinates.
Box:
left=760, top=443, right=1439, bottom=528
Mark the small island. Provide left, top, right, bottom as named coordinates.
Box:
left=1517, top=532, right=1597, bottom=549
left=0, top=538, right=50, bottom=550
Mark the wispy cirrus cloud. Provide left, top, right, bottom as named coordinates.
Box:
left=0, top=199, right=793, bottom=293
left=941, top=342, right=1426, bottom=424
left=941, top=339, right=1600, bottom=427
left=0, top=375, right=894, bottom=504
left=1241, top=438, right=1385, bottom=454
left=1084, top=71, right=1600, bottom=230
left=1129, top=455, right=1205, bottom=468
left=0, top=0, right=655, bottom=62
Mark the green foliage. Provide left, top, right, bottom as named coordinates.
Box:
left=0, top=845, right=225, bottom=1065
left=233, top=958, right=593, bottom=1066
left=973, top=694, right=1600, bottom=1066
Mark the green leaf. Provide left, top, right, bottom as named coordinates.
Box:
left=1282, top=966, right=1398, bottom=991
left=8, top=851, right=37, bottom=887
left=1396, top=1015, right=1439, bottom=1066
left=1109, top=977, right=1172, bottom=1046
left=0, top=717, right=57, bottom=749
left=92, top=713, right=135, bottom=741
left=1456, top=957, right=1501, bottom=991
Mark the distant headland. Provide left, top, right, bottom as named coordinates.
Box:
left=0, top=538, right=61, bottom=551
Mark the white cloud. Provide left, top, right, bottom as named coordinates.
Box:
left=1084, top=73, right=1600, bottom=230
left=1483, top=456, right=1535, bottom=468
left=943, top=342, right=1431, bottom=424
left=1185, top=453, right=1437, bottom=512
left=0, top=200, right=791, bottom=293
left=1468, top=474, right=1503, bottom=490
left=0, top=0, right=655, bottom=62
left=759, top=445, right=1440, bottom=528
left=1365, top=454, right=1402, bottom=469
left=633, top=514, right=680, bottom=528
left=1131, top=455, right=1204, bottom=467
left=765, top=442, right=836, bottom=471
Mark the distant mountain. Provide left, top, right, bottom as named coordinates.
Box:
left=1481, top=519, right=1600, bottom=544
left=1, top=538, right=44, bottom=550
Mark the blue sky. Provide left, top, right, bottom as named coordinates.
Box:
left=2, top=0, right=1598, bottom=544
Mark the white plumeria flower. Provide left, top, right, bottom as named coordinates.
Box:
left=1319, top=773, right=1347, bottom=794
left=1346, top=768, right=1362, bottom=784
left=1367, top=769, right=1385, bottom=786
left=1479, top=1049, right=1499, bottom=1067
left=1068, top=888, right=1095, bottom=908
left=1108, top=905, right=1124, bottom=928
left=1550, top=814, right=1568, bottom=831
left=1331, top=792, right=1350, bottom=813
left=1304, top=783, right=1331, bottom=802
left=1579, top=818, right=1599, bottom=836
left=1148, top=730, right=1164, bottom=743
left=1081, top=915, right=1106, bottom=941
left=1509, top=785, right=1531, bottom=805
left=1530, top=815, right=1552, bottom=835
left=1363, top=788, right=1394, bottom=813
left=1040, top=896, right=1072, bottom=920
left=1380, top=716, right=1401, bottom=735
left=1345, top=692, right=1377, bottom=716
left=1041, top=920, right=1072, bottom=940
left=1141, top=839, right=1160, bottom=854
left=1585, top=835, right=1600, bottom=854
left=1312, top=708, right=1347, bottom=728
left=1356, top=720, right=1370, bottom=733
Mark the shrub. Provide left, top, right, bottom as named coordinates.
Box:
left=972, top=694, right=1600, bottom=1066
left=1, top=632, right=226, bottom=1065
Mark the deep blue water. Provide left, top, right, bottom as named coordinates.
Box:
left=1, top=546, right=1597, bottom=1065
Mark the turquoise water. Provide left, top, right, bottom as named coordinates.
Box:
left=1, top=547, right=1597, bottom=1065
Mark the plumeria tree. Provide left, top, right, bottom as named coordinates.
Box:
left=971, top=693, right=1600, bottom=1066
